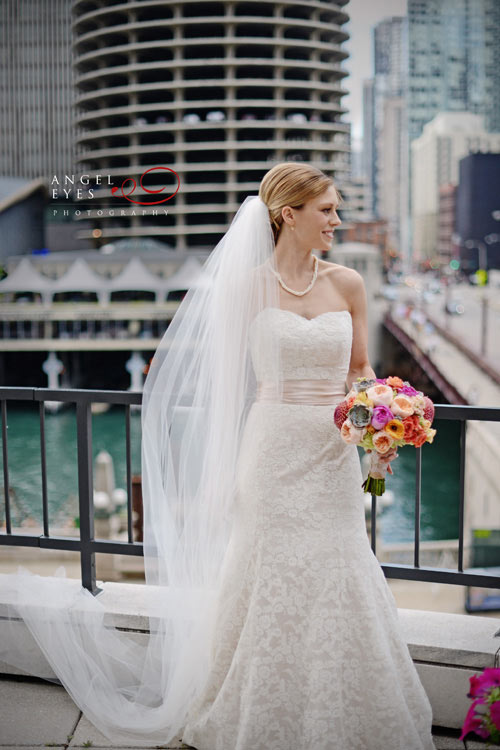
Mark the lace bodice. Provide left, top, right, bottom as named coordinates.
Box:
left=249, top=307, right=352, bottom=384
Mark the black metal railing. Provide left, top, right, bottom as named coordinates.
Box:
left=370, top=403, right=500, bottom=590
left=0, top=387, right=143, bottom=595
left=1, top=387, right=500, bottom=595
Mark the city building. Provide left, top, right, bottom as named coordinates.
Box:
left=0, top=178, right=47, bottom=261
left=406, top=0, right=500, bottom=268
left=0, top=0, right=75, bottom=179
left=337, top=176, right=372, bottom=226
left=437, top=184, right=457, bottom=264
left=361, top=79, right=375, bottom=216
left=407, top=0, right=500, bottom=145
left=1, top=0, right=351, bottom=254
left=411, top=112, right=500, bottom=263
left=72, top=0, right=351, bottom=250
left=455, top=153, right=500, bottom=273
left=362, top=17, right=408, bottom=263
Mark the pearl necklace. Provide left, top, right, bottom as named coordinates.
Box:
left=269, top=254, right=319, bottom=297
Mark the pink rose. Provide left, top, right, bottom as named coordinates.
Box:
left=340, top=418, right=366, bottom=444
left=371, top=430, right=395, bottom=454
left=371, top=404, right=393, bottom=430
left=365, top=384, right=394, bottom=406
left=390, top=394, right=415, bottom=418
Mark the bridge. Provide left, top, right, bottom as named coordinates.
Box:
left=383, top=300, right=500, bottom=539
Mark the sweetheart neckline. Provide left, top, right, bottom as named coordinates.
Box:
left=262, top=307, right=351, bottom=322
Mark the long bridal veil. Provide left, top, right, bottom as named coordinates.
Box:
left=0, top=196, right=283, bottom=745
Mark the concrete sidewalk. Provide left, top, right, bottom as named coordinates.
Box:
left=0, top=675, right=490, bottom=750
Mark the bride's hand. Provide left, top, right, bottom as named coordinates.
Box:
left=381, top=447, right=399, bottom=474
left=366, top=447, right=399, bottom=474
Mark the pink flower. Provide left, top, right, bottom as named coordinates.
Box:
left=468, top=674, right=483, bottom=698
left=365, top=384, right=394, bottom=406
left=371, top=430, right=394, bottom=454
left=476, top=667, right=500, bottom=692
left=340, top=418, right=366, bottom=444
left=371, top=405, right=393, bottom=430
left=390, top=394, right=415, bottom=418
left=490, top=701, right=500, bottom=731
left=400, top=384, right=419, bottom=396
left=459, top=700, right=487, bottom=741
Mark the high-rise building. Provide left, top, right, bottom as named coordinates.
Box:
left=72, top=0, right=351, bottom=250
left=411, top=112, right=500, bottom=262
left=408, top=0, right=500, bottom=145
left=364, top=17, right=408, bottom=259
left=1, top=0, right=351, bottom=252
left=455, top=153, right=500, bottom=272
left=0, top=0, right=76, bottom=179
left=361, top=79, right=375, bottom=216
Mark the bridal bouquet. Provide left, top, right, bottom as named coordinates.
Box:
left=460, top=667, right=500, bottom=747
left=333, top=376, right=437, bottom=496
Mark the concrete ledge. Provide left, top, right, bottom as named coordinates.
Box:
left=1, top=576, right=500, bottom=731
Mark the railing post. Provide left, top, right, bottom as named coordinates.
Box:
left=76, top=399, right=102, bottom=595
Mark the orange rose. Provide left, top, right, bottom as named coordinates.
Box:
left=412, top=430, right=428, bottom=448
left=402, top=415, right=420, bottom=442
left=386, top=375, right=405, bottom=389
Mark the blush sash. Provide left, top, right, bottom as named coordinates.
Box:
left=256, top=379, right=345, bottom=405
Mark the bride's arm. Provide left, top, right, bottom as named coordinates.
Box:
left=343, top=268, right=376, bottom=391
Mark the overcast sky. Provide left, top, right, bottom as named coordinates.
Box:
left=342, top=0, right=407, bottom=142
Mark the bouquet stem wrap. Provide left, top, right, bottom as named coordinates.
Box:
left=361, top=451, right=390, bottom=496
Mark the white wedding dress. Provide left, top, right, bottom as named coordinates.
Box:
left=182, top=308, right=436, bottom=750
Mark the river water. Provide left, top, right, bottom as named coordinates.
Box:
left=0, top=405, right=460, bottom=543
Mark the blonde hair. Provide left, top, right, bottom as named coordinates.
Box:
left=258, top=162, right=341, bottom=243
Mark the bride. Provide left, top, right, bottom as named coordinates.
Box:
left=1, top=162, right=436, bottom=749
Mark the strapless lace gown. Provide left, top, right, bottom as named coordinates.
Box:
left=182, top=308, right=436, bottom=750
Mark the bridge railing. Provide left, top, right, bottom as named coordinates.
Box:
left=1, top=387, right=499, bottom=596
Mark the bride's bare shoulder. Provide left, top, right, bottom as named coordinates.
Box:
left=318, top=259, right=359, bottom=282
